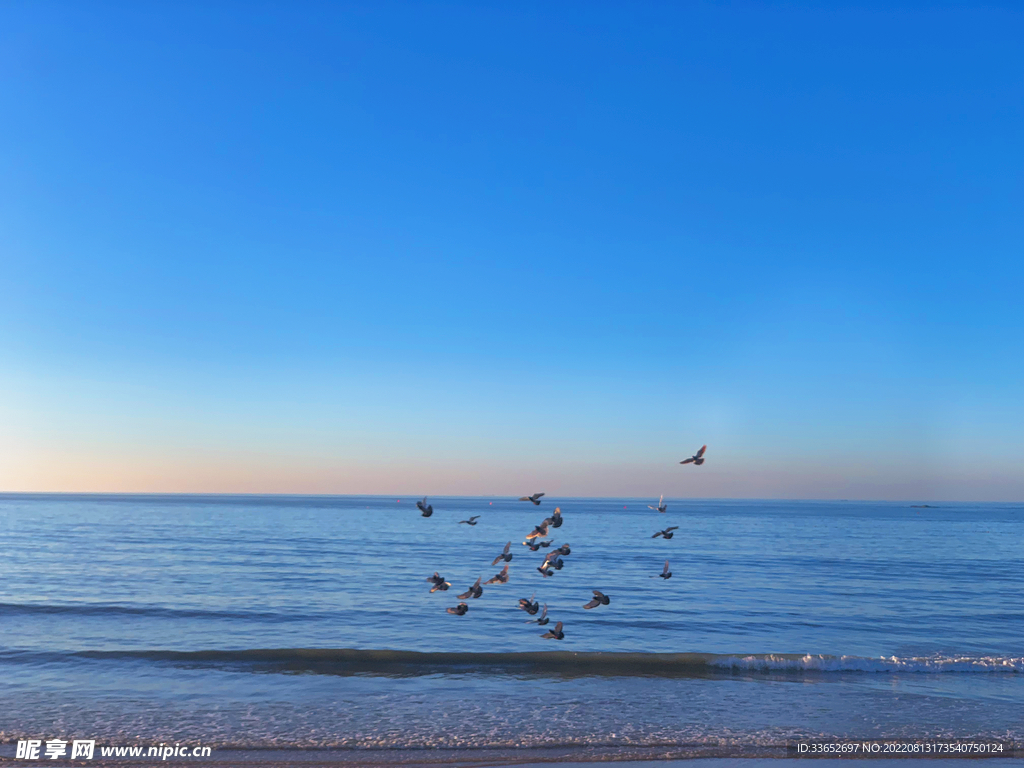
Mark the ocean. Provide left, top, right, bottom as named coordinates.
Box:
left=0, top=493, right=1021, bottom=765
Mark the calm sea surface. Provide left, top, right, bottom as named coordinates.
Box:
left=0, top=494, right=1021, bottom=761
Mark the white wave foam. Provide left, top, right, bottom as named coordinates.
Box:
left=712, top=654, right=1024, bottom=673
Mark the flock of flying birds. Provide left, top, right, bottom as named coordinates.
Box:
left=419, top=445, right=708, bottom=641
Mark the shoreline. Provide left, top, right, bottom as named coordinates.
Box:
left=4, top=747, right=1022, bottom=768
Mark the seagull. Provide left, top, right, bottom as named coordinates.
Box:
left=518, top=593, right=540, bottom=614
left=552, top=543, right=571, bottom=556
left=416, top=497, right=434, bottom=517
left=525, top=521, right=550, bottom=540
left=545, top=507, right=563, bottom=528
left=519, top=493, right=545, bottom=505
left=446, top=602, right=469, bottom=615
left=457, top=577, right=483, bottom=599
left=656, top=560, right=672, bottom=580
left=527, top=603, right=549, bottom=625
left=652, top=526, right=679, bottom=539
left=485, top=564, right=510, bottom=585
left=648, top=495, right=667, bottom=513
left=679, top=445, right=707, bottom=466
left=426, top=572, right=450, bottom=592
left=492, top=541, right=513, bottom=566
left=583, top=590, right=611, bottom=609
left=458, top=516, right=480, bottom=525
left=540, top=621, right=564, bottom=640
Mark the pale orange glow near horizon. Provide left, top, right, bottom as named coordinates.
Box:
left=3, top=446, right=1021, bottom=501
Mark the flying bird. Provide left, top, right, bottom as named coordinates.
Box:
left=525, top=521, right=550, bottom=540
left=446, top=602, right=469, bottom=615
left=652, top=526, right=679, bottom=539
left=648, top=495, right=667, bottom=513
left=679, top=445, right=707, bottom=466
left=426, top=572, right=450, bottom=592
left=485, top=564, right=510, bottom=585
left=523, top=539, right=543, bottom=552
left=527, top=603, right=549, bottom=625
left=545, top=507, right=563, bottom=528
left=492, top=541, right=513, bottom=566
left=537, top=566, right=554, bottom=578
left=540, top=621, right=564, bottom=640
left=552, top=544, right=571, bottom=556
left=540, top=551, right=562, bottom=569
left=519, top=493, right=545, bottom=505
left=416, top=497, right=434, bottom=517
left=583, top=590, right=611, bottom=609
left=656, top=560, right=673, bottom=580
left=458, top=516, right=480, bottom=525
left=518, top=593, right=540, bottom=615
left=457, top=577, right=483, bottom=600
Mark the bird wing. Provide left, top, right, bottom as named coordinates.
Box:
left=666, top=526, right=678, bottom=532
left=663, top=560, right=670, bottom=574
left=500, top=565, right=509, bottom=576
left=647, top=506, right=658, bottom=511
left=593, top=590, right=605, bottom=598
left=696, top=445, right=706, bottom=458
left=518, top=496, right=531, bottom=501
left=583, top=599, right=600, bottom=609
left=503, top=541, right=511, bottom=555
left=470, top=516, right=480, bottom=521
left=659, top=494, right=664, bottom=505
left=472, top=577, right=482, bottom=589
left=491, top=555, right=503, bottom=566
left=553, top=622, right=562, bottom=632
left=540, top=604, right=547, bottom=618
left=679, top=457, right=694, bottom=464
left=652, top=531, right=663, bottom=538
left=535, top=493, right=545, bottom=499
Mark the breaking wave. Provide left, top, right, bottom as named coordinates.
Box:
left=45, top=648, right=1024, bottom=676
left=713, top=653, right=1024, bottom=673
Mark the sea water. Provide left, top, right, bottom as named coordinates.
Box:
left=0, top=494, right=1021, bottom=762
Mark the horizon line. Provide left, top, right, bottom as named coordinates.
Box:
left=1, top=490, right=1021, bottom=505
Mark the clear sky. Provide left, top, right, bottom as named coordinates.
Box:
left=1, top=1, right=1021, bottom=500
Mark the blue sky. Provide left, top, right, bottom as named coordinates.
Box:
left=1, top=1, right=1021, bottom=499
